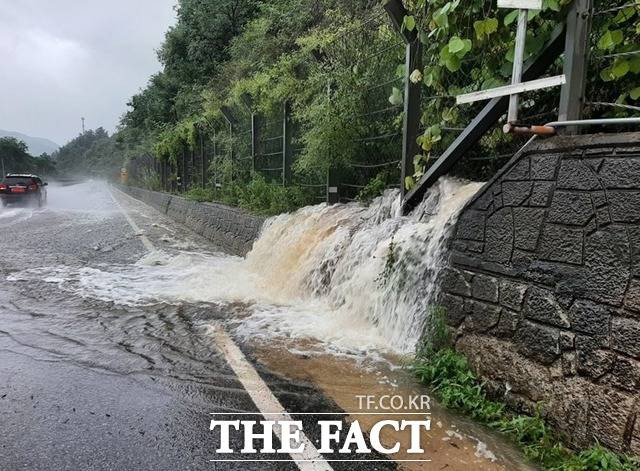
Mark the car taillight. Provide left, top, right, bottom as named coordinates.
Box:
left=0, top=184, right=5, bottom=190
left=28, top=184, right=37, bottom=191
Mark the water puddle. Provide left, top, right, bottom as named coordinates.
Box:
left=254, top=344, right=533, bottom=470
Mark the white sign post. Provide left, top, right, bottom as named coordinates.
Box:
left=497, top=0, right=542, bottom=9
left=457, top=0, right=564, bottom=133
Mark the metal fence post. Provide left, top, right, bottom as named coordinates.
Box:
left=327, top=169, right=339, bottom=204
left=212, top=128, right=217, bottom=188
left=190, top=148, right=195, bottom=188
left=220, top=106, right=236, bottom=184
left=282, top=102, right=292, bottom=186
left=200, top=126, right=206, bottom=189
left=384, top=0, right=423, bottom=198
left=326, top=81, right=339, bottom=204
left=181, top=148, right=187, bottom=192
left=402, top=40, right=423, bottom=198
left=558, top=0, right=592, bottom=134
left=164, top=160, right=168, bottom=191
left=251, top=113, right=260, bottom=174
left=229, top=122, right=234, bottom=183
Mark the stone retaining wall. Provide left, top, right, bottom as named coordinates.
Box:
left=116, top=185, right=264, bottom=256
left=440, top=132, right=640, bottom=455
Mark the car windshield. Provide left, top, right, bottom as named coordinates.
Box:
left=3, top=177, right=34, bottom=186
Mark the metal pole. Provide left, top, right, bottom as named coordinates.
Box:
left=213, top=128, right=217, bottom=188
left=507, top=9, right=528, bottom=126
left=229, top=121, right=233, bottom=183
left=251, top=113, right=259, bottom=174
left=546, top=117, right=640, bottom=128
left=326, top=81, right=339, bottom=204
left=282, top=102, right=292, bottom=186
left=383, top=0, right=423, bottom=197
left=200, top=127, right=206, bottom=189
left=558, top=0, right=592, bottom=134
left=162, top=160, right=167, bottom=191
left=190, top=148, right=195, bottom=189
left=220, top=106, right=236, bottom=186
left=182, top=149, right=186, bottom=192
left=401, top=39, right=422, bottom=197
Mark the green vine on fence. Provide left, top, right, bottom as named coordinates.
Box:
left=401, top=0, right=640, bottom=190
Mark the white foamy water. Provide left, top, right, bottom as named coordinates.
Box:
left=0, top=207, right=35, bottom=222
left=8, top=178, right=482, bottom=355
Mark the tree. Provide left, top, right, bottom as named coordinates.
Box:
left=0, top=137, right=56, bottom=176
left=54, top=128, right=122, bottom=178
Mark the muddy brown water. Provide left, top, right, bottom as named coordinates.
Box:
left=255, top=344, right=535, bottom=471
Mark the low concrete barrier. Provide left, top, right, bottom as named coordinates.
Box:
left=115, top=185, right=264, bottom=256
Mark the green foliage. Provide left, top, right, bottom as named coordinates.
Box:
left=412, top=346, right=640, bottom=470
left=153, top=118, right=201, bottom=163
left=113, top=0, right=407, bottom=213
left=136, top=167, right=162, bottom=191
left=55, top=128, right=124, bottom=178
left=185, top=186, right=215, bottom=202
left=87, top=0, right=640, bottom=210
left=0, top=137, right=56, bottom=176
left=211, top=174, right=310, bottom=216
left=234, top=175, right=309, bottom=215
left=401, top=0, right=640, bottom=189
left=553, top=445, right=640, bottom=471
left=357, top=169, right=395, bottom=203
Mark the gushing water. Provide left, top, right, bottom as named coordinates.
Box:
left=244, top=178, right=482, bottom=353
left=8, top=178, right=482, bottom=355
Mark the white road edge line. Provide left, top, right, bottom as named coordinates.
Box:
left=108, top=185, right=333, bottom=471
left=209, top=325, right=333, bottom=471
left=108, top=186, right=155, bottom=252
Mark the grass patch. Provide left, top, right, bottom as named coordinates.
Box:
left=184, top=187, right=215, bottom=202
left=412, top=310, right=639, bottom=470
left=183, top=175, right=312, bottom=216
left=181, top=177, right=310, bottom=215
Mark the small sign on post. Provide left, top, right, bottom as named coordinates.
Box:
left=497, top=0, right=542, bottom=9
left=457, top=0, right=564, bottom=134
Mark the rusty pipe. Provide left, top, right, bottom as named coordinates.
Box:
left=504, top=117, right=640, bottom=136
left=503, top=123, right=557, bottom=135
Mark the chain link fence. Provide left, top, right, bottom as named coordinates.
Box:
left=128, top=0, right=639, bottom=210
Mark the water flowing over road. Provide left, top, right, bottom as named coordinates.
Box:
left=0, top=181, right=532, bottom=470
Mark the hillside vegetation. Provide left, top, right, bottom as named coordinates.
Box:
left=0, top=137, right=56, bottom=177
left=61, top=0, right=640, bottom=213
left=0, top=130, right=59, bottom=156
left=54, top=128, right=134, bottom=179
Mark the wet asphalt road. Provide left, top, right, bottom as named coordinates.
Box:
left=0, top=182, right=396, bottom=471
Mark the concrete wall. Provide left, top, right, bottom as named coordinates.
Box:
left=440, top=132, right=640, bottom=455
left=116, top=185, right=264, bottom=257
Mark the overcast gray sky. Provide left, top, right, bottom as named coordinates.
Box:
left=0, top=0, right=177, bottom=145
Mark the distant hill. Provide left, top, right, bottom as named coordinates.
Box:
left=0, top=129, right=59, bottom=156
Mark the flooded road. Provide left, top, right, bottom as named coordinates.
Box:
left=0, top=181, right=532, bottom=470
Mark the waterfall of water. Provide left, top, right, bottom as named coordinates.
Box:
left=244, top=178, right=483, bottom=353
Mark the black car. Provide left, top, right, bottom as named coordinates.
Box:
left=0, top=174, right=48, bottom=207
